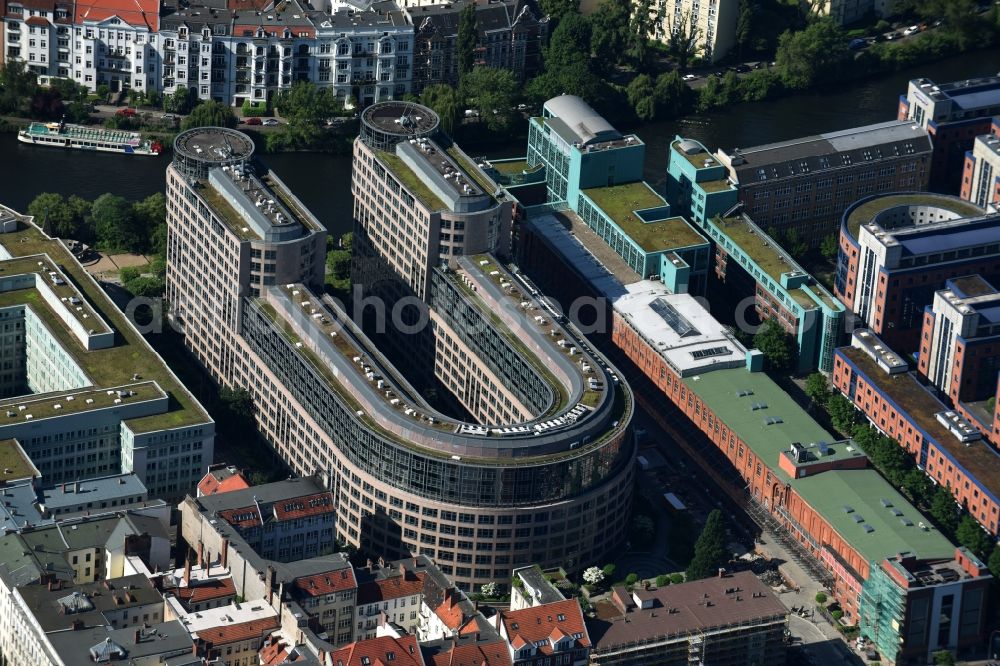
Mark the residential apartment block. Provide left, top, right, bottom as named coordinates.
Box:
left=714, top=121, right=933, bottom=246
left=166, top=124, right=635, bottom=591
left=642, top=0, right=738, bottom=63
left=0, top=205, right=214, bottom=500
left=960, top=118, right=1000, bottom=208
left=833, top=330, right=1000, bottom=538
left=2, top=0, right=547, bottom=107
left=899, top=76, right=1000, bottom=189
left=835, top=192, right=999, bottom=352
left=587, top=571, right=787, bottom=666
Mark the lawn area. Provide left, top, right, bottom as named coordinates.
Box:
left=581, top=183, right=705, bottom=253
left=377, top=150, right=447, bottom=211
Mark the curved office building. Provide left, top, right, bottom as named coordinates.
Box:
left=165, top=125, right=635, bottom=591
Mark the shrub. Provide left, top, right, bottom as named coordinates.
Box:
left=669, top=573, right=684, bottom=585
left=815, top=592, right=827, bottom=604
left=831, top=609, right=844, bottom=621
left=656, top=574, right=669, bottom=587
left=583, top=567, right=605, bottom=586
left=625, top=573, right=639, bottom=586
left=602, top=564, right=616, bottom=578
left=241, top=99, right=269, bottom=117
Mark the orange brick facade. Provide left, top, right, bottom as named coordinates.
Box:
left=832, top=351, right=1000, bottom=536
left=612, top=313, right=876, bottom=621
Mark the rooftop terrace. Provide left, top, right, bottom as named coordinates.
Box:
left=683, top=366, right=956, bottom=563
left=844, top=193, right=984, bottom=240
left=0, top=438, right=38, bottom=483
left=0, top=213, right=210, bottom=434
left=839, top=346, right=1000, bottom=503
left=715, top=216, right=803, bottom=284
left=581, top=183, right=705, bottom=253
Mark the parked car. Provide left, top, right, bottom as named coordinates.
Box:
left=243, top=117, right=262, bottom=125
left=886, top=31, right=900, bottom=40
left=849, top=38, right=868, bottom=50
left=116, top=108, right=136, bottom=117
left=682, top=73, right=698, bottom=81
left=162, top=113, right=176, bottom=121
left=735, top=64, right=752, bottom=73
left=903, top=25, right=919, bottom=36
left=262, top=118, right=279, bottom=126
left=714, top=71, right=725, bottom=78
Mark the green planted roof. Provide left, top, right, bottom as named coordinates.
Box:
left=684, top=367, right=956, bottom=562
left=794, top=470, right=955, bottom=564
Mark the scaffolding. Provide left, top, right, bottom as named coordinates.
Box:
left=860, top=565, right=906, bottom=664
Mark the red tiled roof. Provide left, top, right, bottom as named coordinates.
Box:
left=424, top=639, right=512, bottom=666
left=74, top=0, right=159, bottom=30
left=198, top=617, right=279, bottom=647
left=259, top=634, right=289, bottom=666
left=500, top=599, right=590, bottom=656
left=198, top=469, right=250, bottom=496
left=272, top=492, right=334, bottom=521
left=227, top=0, right=270, bottom=10
left=328, top=635, right=424, bottom=666
left=356, top=572, right=425, bottom=606
left=432, top=590, right=464, bottom=630
left=174, top=577, right=237, bottom=605
left=293, top=567, right=357, bottom=597
left=218, top=505, right=262, bottom=529
left=25, top=15, right=50, bottom=25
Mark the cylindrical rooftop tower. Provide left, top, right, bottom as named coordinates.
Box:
left=173, top=127, right=255, bottom=180
left=360, top=101, right=440, bottom=151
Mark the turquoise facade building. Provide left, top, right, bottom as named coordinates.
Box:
left=666, top=136, right=739, bottom=225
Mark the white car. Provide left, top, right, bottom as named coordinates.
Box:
left=903, top=25, right=919, bottom=35
left=262, top=118, right=280, bottom=126
left=682, top=74, right=698, bottom=81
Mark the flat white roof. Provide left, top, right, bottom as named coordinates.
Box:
left=174, top=599, right=278, bottom=635
left=613, top=282, right=747, bottom=376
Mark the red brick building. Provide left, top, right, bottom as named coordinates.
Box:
left=960, top=118, right=1000, bottom=207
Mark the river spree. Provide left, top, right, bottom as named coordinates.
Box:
left=1, top=49, right=997, bottom=237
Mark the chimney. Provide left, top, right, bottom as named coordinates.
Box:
left=221, top=538, right=229, bottom=569
left=71, top=620, right=83, bottom=631
left=197, top=541, right=204, bottom=569
left=184, top=558, right=192, bottom=587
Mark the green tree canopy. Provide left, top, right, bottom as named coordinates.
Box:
left=545, top=13, right=592, bottom=70
left=753, top=318, right=795, bottom=372
left=686, top=509, right=728, bottom=580
left=461, top=67, right=519, bottom=132
left=327, top=249, right=351, bottom=281
left=929, top=485, right=959, bottom=536
left=181, top=99, right=236, bottom=130
left=420, top=84, right=461, bottom=136
left=820, top=234, right=839, bottom=262
left=826, top=393, right=858, bottom=434
left=271, top=82, right=338, bottom=149
left=626, top=74, right=656, bottom=121
left=91, top=193, right=141, bottom=253
left=164, top=86, right=193, bottom=115
left=775, top=19, right=849, bottom=90
left=457, top=4, right=478, bottom=80
left=590, top=0, right=631, bottom=70
left=28, top=193, right=77, bottom=239
left=538, top=0, right=579, bottom=24
left=955, top=515, right=991, bottom=558
left=804, top=372, right=830, bottom=407
left=988, top=545, right=1000, bottom=579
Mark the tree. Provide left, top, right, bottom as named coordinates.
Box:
left=735, top=0, right=757, bottom=57
left=590, top=0, right=631, bottom=70
left=461, top=67, right=519, bottom=132
left=626, top=0, right=655, bottom=70
left=685, top=509, right=727, bottom=581
left=655, top=574, right=669, bottom=587
left=457, top=3, right=478, bottom=80
left=988, top=545, right=1000, bottom=579
left=665, top=10, right=701, bottom=71
left=327, top=249, right=351, bottom=281
left=775, top=20, right=848, bottom=90
left=631, top=515, right=655, bottom=543
left=784, top=228, right=807, bottom=259
left=420, top=84, right=461, bottom=136
left=652, top=71, right=689, bottom=119
left=626, top=74, right=656, bottom=121
left=545, top=13, right=592, bottom=70
left=955, top=515, right=991, bottom=558
left=826, top=393, right=858, bottom=434
left=28, top=193, right=76, bottom=239
left=164, top=86, right=192, bottom=114
left=902, top=468, right=933, bottom=505
left=929, top=485, right=959, bottom=536
left=0, top=60, right=40, bottom=114
left=753, top=318, right=795, bottom=372
left=820, top=234, right=839, bottom=262
left=92, top=193, right=141, bottom=252
left=182, top=100, right=237, bottom=130
left=601, top=563, right=616, bottom=578
left=538, top=0, right=579, bottom=24
left=815, top=592, right=827, bottom=604
left=271, top=82, right=338, bottom=149
left=933, top=650, right=956, bottom=666
left=583, top=566, right=605, bottom=586
left=804, top=373, right=830, bottom=407
left=480, top=581, right=499, bottom=598
left=624, top=573, right=639, bottom=586
left=132, top=193, right=166, bottom=254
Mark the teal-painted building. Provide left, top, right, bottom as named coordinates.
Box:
left=666, top=136, right=739, bottom=225
left=526, top=95, right=645, bottom=207
left=700, top=214, right=845, bottom=373
left=575, top=182, right=710, bottom=294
